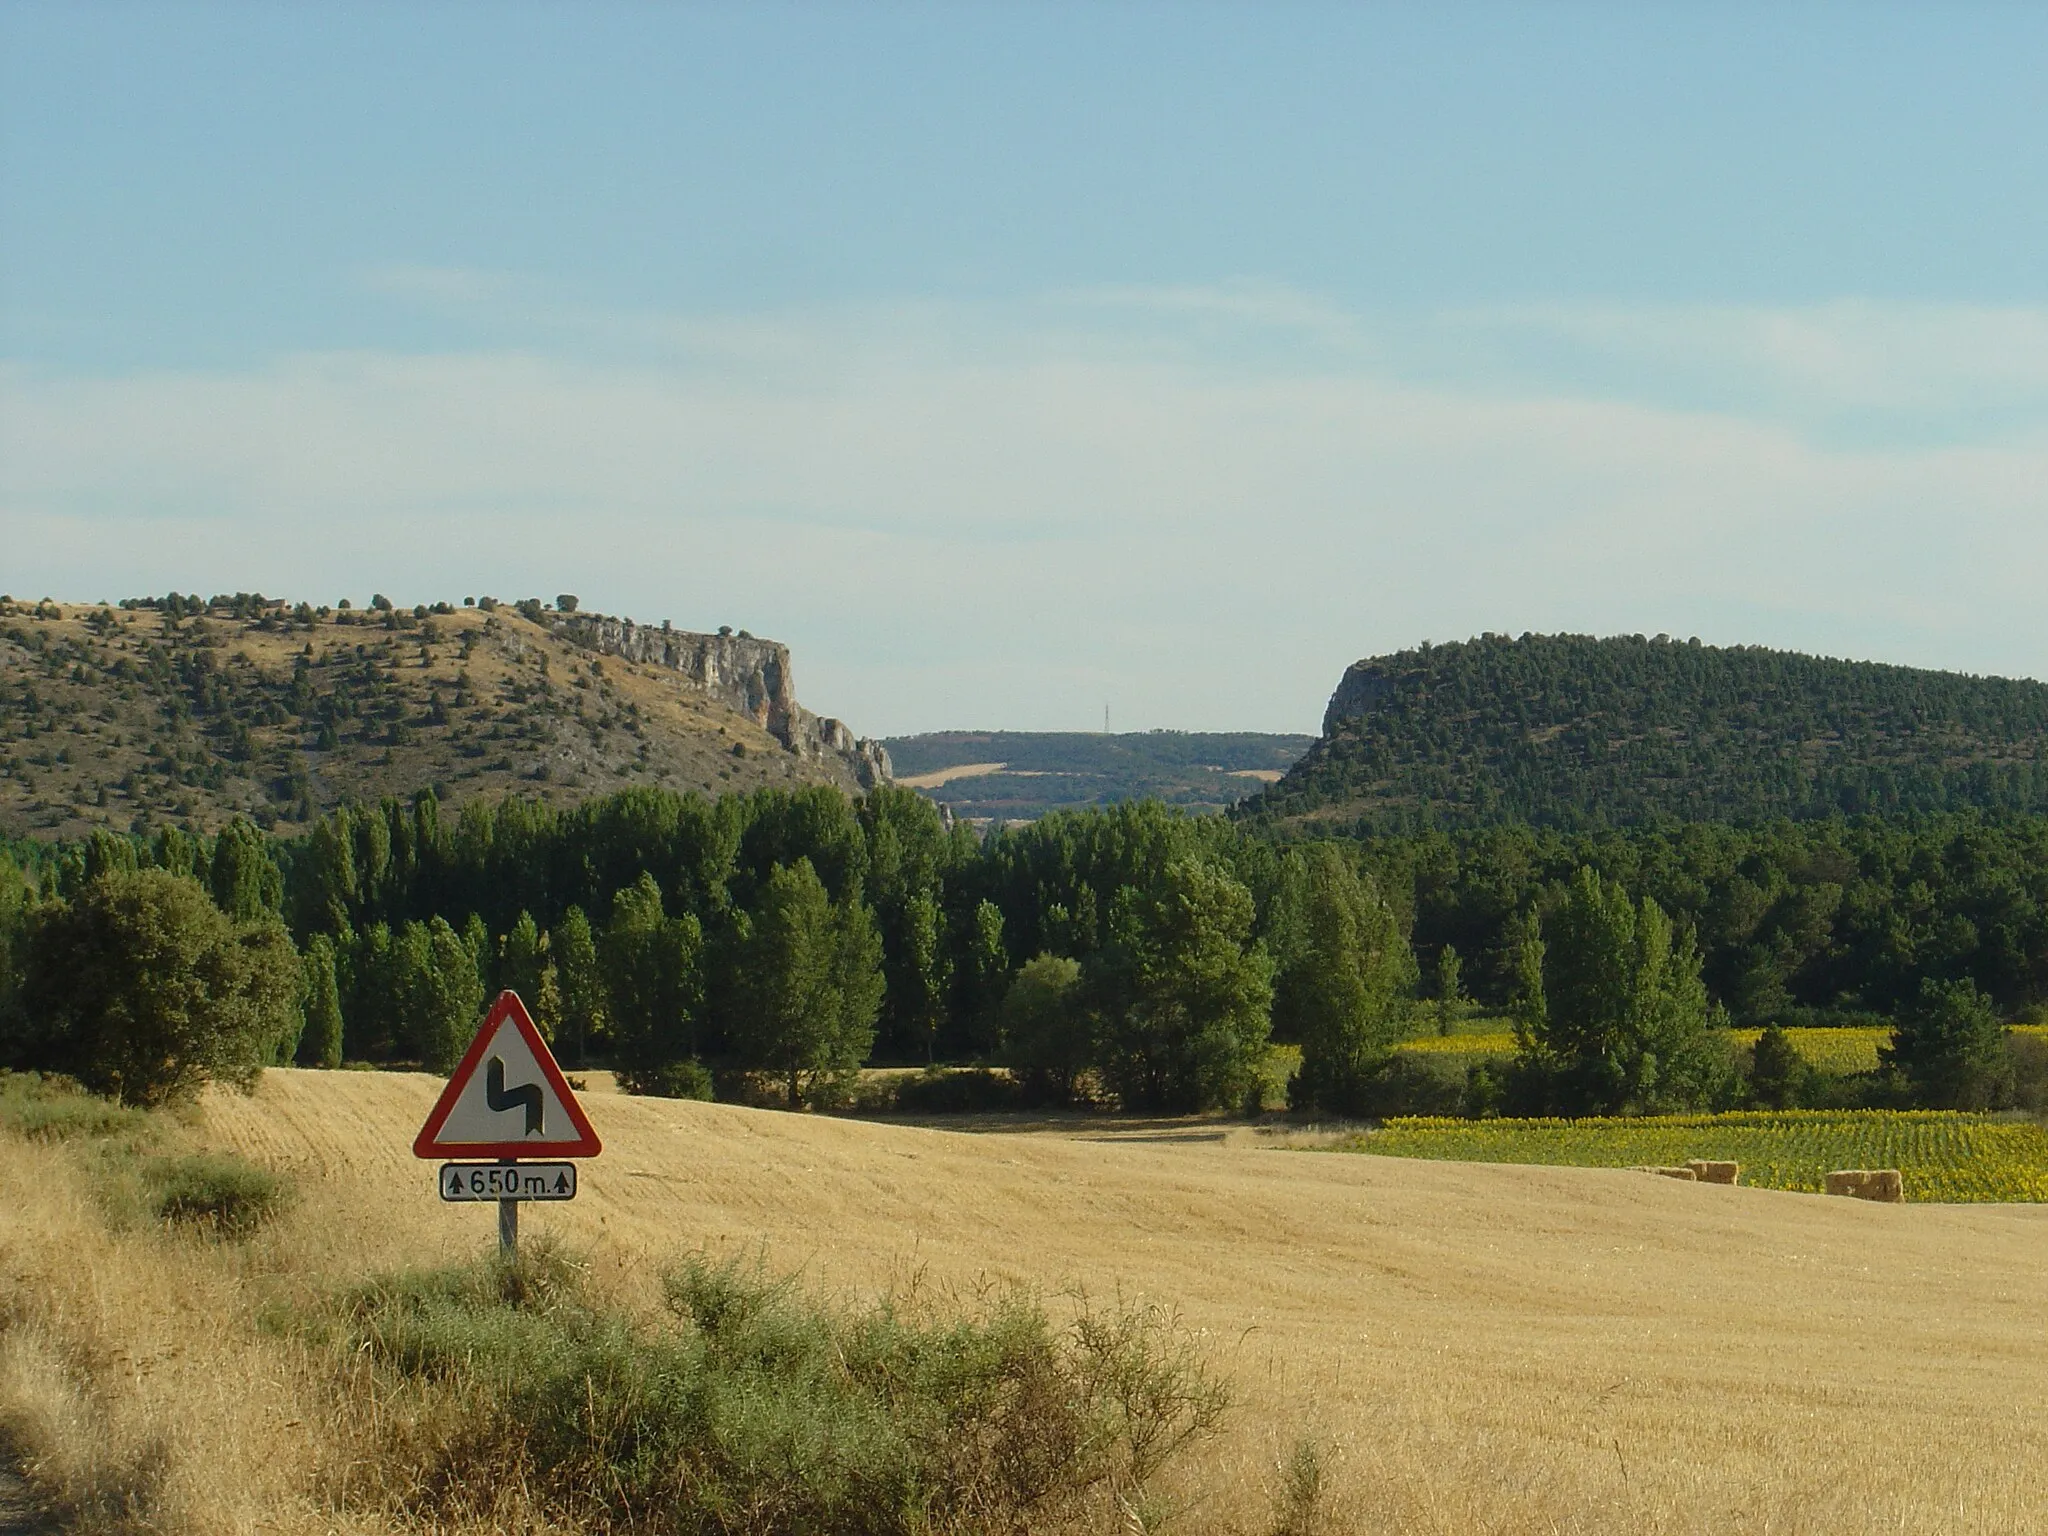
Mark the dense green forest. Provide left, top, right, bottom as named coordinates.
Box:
left=6, top=779, right=2048, bottom=1119
left=0, top=789, right=1309, bottom=1113
left=1362, top=813, right=2048, bottom=1024
left=884, top=731, right=1312, bottom=819
left=1247, top=633, right=2048, bottom=833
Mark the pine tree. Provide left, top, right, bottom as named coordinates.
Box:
left=1882, top=978, right=2012, bottom=1109
left=1748, top=1022, right=1809, bottom=1109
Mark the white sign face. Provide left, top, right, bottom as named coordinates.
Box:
left=437, top=1012, right=574, bottom=1146
left=438, top=1161, right=578, bottom=1202
left=413, top=989, right=601, bottom=1160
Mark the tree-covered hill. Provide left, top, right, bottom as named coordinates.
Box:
left=1244, top=633, right=2048, bottom=833
left=884, top=730, right=1315, bottom=821
left=0, top=593, right=861, bottom=842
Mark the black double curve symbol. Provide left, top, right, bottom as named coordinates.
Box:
left=485, top=1057, right=545, bottom=1135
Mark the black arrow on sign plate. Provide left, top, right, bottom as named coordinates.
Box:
left=486, top=1057, right=544, bottom=1134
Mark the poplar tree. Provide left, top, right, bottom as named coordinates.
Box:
left=604, top=874, right=707, bottom=1095
left=1089, top=858, right=1273, bottom=1113
left=1514, top=866, right=1725, bottom=1114
left=497, top=910, right=548, bottom=1002
left=1434, top=944, right=1465, bottom=1036
left=298, top=933, right=345, bottom=1068
left=496, top=910, right=561, bottom=1039
left=551, top=906, right=608, bottom=1067
left=1275, top=844, right=1414, bottom=1115
left=728, top=860, right=883, bottom=1108
left=387, top=917, right=484, bottom=1072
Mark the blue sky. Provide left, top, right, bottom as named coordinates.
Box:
left=4, top=3, right=2046, bottom=734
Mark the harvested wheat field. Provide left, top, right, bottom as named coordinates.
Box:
left=7, top=1069, right=2048, bottom=1534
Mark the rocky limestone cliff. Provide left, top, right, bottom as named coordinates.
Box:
left=550, top=613, right=892, bottom=788
left=1321, top=662, right=1399, bottom=736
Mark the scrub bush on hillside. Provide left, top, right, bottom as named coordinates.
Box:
left=323, top=1248, right=1229, bottom=1536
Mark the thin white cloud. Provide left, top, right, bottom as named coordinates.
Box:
left=1429, top=299, right=2048, bottom=426
left=4, top=292, right=2047, bottom=735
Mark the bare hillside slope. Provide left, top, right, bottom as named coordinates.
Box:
left=0, top=596, right=879, bottom=841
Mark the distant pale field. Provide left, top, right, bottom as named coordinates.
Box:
left=1401, top=1023, right=2048, bottom=1073
left=891, top=760, right=1008, bottom=788
left=1344, top=1110, right=2048, bottom=1202
left=6, top=1069, right=2046, bottom=1534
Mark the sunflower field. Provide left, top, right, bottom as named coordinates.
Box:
left=1337, top=1109, right=2048, bottom=1202
left=1396, top=1024, right=2048, bottom=1075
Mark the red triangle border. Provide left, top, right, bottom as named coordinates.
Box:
left=412, top=990, right=603, bottom=1159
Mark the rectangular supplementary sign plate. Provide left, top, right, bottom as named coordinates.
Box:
left=438, top=1162, right=578, bottom=1202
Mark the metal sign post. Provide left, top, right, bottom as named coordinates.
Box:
left=498, top=1158, right=519, bottom=1257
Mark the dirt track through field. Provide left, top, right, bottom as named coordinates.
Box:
left=202, top=1071, right=2048, bottom=1532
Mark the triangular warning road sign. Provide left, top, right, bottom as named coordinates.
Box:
left=413, top=991, right=602, bottom=1159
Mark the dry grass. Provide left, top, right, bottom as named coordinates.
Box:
left=7, top=1068, right=2048, bottom=1532
left=892, top=761, right=1010, bottom=789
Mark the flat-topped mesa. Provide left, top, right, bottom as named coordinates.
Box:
left=549, top=613, right=892, bottom=789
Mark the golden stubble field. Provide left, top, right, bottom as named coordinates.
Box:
left=7, top=1069, right=2048, bottom=1534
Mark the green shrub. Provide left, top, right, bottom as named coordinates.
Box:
left=1267, top=1437, right=1332, bottom=1536
left=1288, top=1051, right=1465, bottom=1120
left=146, top=1152, right=292, bottom=1235
left=2012, top=1032, right=2048, bottom=1118
left=889, top=1066, right=1029, bottom=1115
left=617, top=1057, right=716, bottom=1100
left=14, top=868, right=303, bottom=1105
left=330, top=1248, right=1228, bottom=1535
left=999, top=954, right=1089, bottom=1104
left=0, top=1070, right=151, bottom=1140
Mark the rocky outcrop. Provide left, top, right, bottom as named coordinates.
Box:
left=1321, top=662, right=1399, bottom=736
left=549, top=613, right=892, bottom=788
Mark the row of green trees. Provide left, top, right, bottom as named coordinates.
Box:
left=0, top=792, right=1418, bottom=1112
left=1, top=786, right=2036, bottom=1115
left=1342, top=812, right=2048, bottom=1028
left=1477, top=864, right=2018, bottom=1116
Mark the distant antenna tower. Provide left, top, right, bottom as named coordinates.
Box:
left=1104, top=702, right=1110, bottom=735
